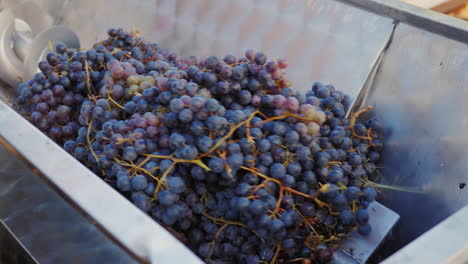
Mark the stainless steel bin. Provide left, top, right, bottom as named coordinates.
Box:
left=0, top=0, right=466, bottom=263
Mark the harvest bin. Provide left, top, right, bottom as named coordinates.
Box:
left=0, top=0, right=467, bottom=263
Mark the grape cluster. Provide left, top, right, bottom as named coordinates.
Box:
left=16, top=28, right=384, bottom=263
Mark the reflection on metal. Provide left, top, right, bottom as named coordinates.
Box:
left=342, top=0, right=468, bottom=43
left=0, top=220, right=38, bottom=264
left=383, top=205, right=468, bottom=263
left=362, top=22, right=468, bottom=261
left=0, top=139, right=137, bottom=263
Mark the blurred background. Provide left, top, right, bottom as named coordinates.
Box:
left=401, top=0, right=468, bottom=19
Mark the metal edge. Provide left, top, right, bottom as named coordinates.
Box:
left=345, top=20, right=398, bottom=119
left=333, top=202, right=400, bottom=264
left=0, top=99, right=203, bottom=264
left=339, top=0, right=468, bottom=43
left=0, top=219, right=39, bottom=264
left=382, top=204, right=468, bottom=263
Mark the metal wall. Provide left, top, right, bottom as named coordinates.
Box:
left=0, top=143, right=136, bottom=263
left=365, top=22, right=468, bottom=261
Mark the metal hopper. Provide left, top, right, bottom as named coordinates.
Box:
left=0, top=0, right=466, bottom=263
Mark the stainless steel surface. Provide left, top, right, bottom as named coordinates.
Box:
left=0, top=9, right=26, bottom=88
left=0, top=100, right=204, bottom=264
left=333, top=202, right=399, bottom=264
left=362, top=22, right=468, bottom=261
left=0, top=220, right=37, bottom=264
left=23, top=25, right=80, bottom=78
left=343, top=0, right=468, bottom=43
left=0, top=140, right=136, bottom=263
left=383, top=204, right=468, bottom=264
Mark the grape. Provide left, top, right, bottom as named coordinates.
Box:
left=231, top=66, right=246, bottom=81
left=170, top=98, right=184, bottom=113
left=178, top=145, right=198, bottom=160
left=132, top=192, right=152, bottom=212
left=368, top=151, right=379, bottom=161
left=167, top=177, right=185, bottom=194
left=358, top=223, right=372, bottom=236
left=206, top=116, right=226, bottom=130
left=254, top=52, right=267, bottom=65
left=121, top=146, right=137, bottom=161
left=158, top=190, right=179, bottom=206
left=257, top=139, right=271, bottom=153
left=131, top=175, right=148, bottom=191
left=356, top=208, right=370, bottom=225
left=316, top=152, right=330, bottom=167
left=362, top=186, right=377, bottom=202
left=349, top=153, right=363, bottom=166
left=285, top=131, right=300, bottom=144
left=269, top=219, right=285, bottom=232
left=117, top=175, right=131, bottom=191
left=208, top=157, right=225, bottom=173
left=16, top=28, right=386, bottom=263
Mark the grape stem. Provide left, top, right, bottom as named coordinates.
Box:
left=285, top=258, right=306, bottom=263
left=154, top=162, right=176, bottom=197
left=274, top=187, right=284, bottom=214
left=245, top=110, right=260, bottom=143
left=106, top=93, right=125, bottom=109
left=257, top=112, right=316, bottom=126
left=349, top=106, right=373, bottom=140
left=202, top=211, right=266, bottom=243
left=241, top=166, right=325, bottom=200
left=202, top=211, right=247, bottom=227
left=144, top=154, right=210, bottom=171
left=250, top=180, right=273, bottom=195
left=115, top=158, right=162, bottom=184
left=86, top=119, right=99, bottom=162
left=84, top=61, right=93, bottom=96
left=292, top=205, right=319, bottom=237
left=206, top=223, right=228, bottom=260
left=200, top=110, right=261, bottom=158
left=270, top=242, right=281, bottom=264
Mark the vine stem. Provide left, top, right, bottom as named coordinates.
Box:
left=200, top=110, right=261, bottom=158
left=349, top=106, right=373, bottom=140
left=258, top=112, right=315, bottom=126
left=154, top=162, right=176, bottom=197
left=202, top=211, right=247, bottom=227
left=270, top=242, right=281, bottom=264
left=202, top=211, right=266, bottom=243
left=241, top=166, right=326, bottom=200
left=144, top=154, right=210, bottom=171
left=84, top=61, right=92, bottom=96
left=115, top=158, right=162, bottom=184
left=86, top=119, right=99, bottom=162
left=206, top=223, right=229, bottom=260
left=107, top=93, right=125, bottom=109
left=274, top=187, right=284, bottom=214
left=245, top=110, right=261, bottom=143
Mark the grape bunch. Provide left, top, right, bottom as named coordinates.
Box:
left=16, top=28, right=384, bottom=263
